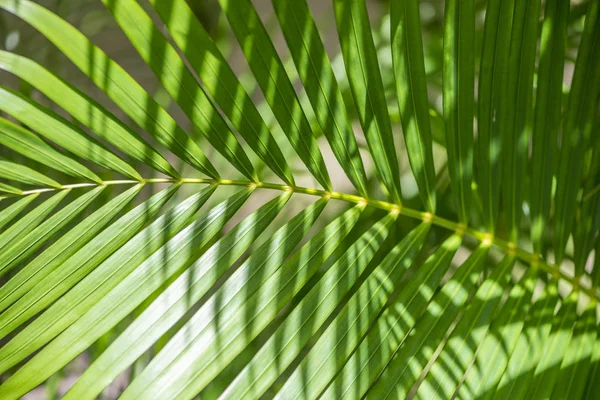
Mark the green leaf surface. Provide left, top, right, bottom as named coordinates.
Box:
left=0, top=185, right=142, bottom=315
left=523, top=291, right=579, bottom=399
left=574, top=133, right=600, bottom=275
left=477, top=0, right=515, bottom=232
left=66, top=195, right=328, bottom=400
left=0, top=194, right=38, bottom=231
left=124, top=207, right=395, bottom=400
left=222, top=208, right=395, bottom=400
left=217, top=204, right=366, bottom=400
left=442, top=0, right=474, bottom=223
left=489, top=281, right=560, bottom=400
left=0, top=0, right=597, bottom=397
left=0, top=187, right=259, bottom=399
left=112, top=193, right=291, bottom=399
left=367, top=245, right=488, bottom=399
left=272, top=0, right=369, bottom=196
left=594, top=242, right=600, bottom=288
left=101, top=0, right=257, bottom=181
left=0, top=117, right=101, bottom=184
left=0, top=0, right=218, bottom=178
left=217, top=0, right=332, bottom=191
left=0, top=158, right=61, bottom=188
left=457, top=266, right=538, bottom=399
left=500, top=0, right=540, bottom=241
left=0, top=51, right=179, bottom=178
left=0, top=186, right=103, bottom=277
left=148, top=0, right=295, bottom=186
left=0, top=182, right=22, bottom=195
left=391, top=0, right=436, bottom=211
left=554, top=0, right=600, bottom=262
left=550, top=303, right=597, bottom=399
left=415, top=256, right=517, bottom=399
left=0, top=185, right=179, bottom=351
left=0, top=86, right=141, bottom=180
left=530, top=0, right=569, bottom=252
left=275, top=224, right=430, bottom=399
left=321, top=235, right=462, bottom=399
left=0, top=190, right=69, bottom=254
left=333, top=0, right=402, bottom=204
left=582, top=330, right=600, bottom=399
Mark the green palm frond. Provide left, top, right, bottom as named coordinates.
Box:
left=0, top=0, right=598, bottom=399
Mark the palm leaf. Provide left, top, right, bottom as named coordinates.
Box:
left=217, top=0, right=332, bottom=190
left=0, top=182, right=21, bottom=196
left=101, top=0, right=258, bottom=181
left=442, top=0, right=475, bottom=223
left=0, top=117, right=102, bottom=183
left=334, top=0, right=402, bottom=204
left=530, top=0, right=570, bottom=253
left=0, top=186, right=103, bottom=276
left=272, top=0, right=369, bottom=196
left=0, top=0, right=218, bottom=178
left=0, top=87, right=141, bottom=180
left=149, top=0, right=295, bottom=186
left=66, top=196, right=332, bottom=399
left=391, top=0, right=436, bottom=211
left=554, top=0, right=600, bottom=263
left=0, top=194, right=38, bottom=230
left=0, top=185, right=142, bottom=315
left=458, top=264, right=538, bottom=398
left=0, top=51, right=179, bottom=179
left=477, top=0, right=515, bottom=232
left=0, top=157, right=61, bottom=188
left=416, top=256, right=517, bottom=398
left=0, top=0, right=598, bottom=398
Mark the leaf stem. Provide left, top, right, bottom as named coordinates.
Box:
left=5, top=177, right=597, bottom=302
